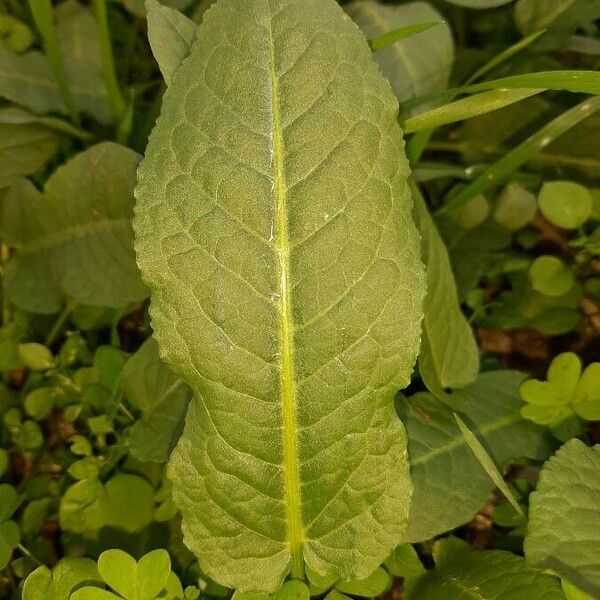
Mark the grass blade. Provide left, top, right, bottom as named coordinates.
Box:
left=91, top=0, right=125, bottom=121
left=404, top=31, right=544, bottom=163
left=369, top=21, right=442, bottom=52
left=27, top=0, right=79, bottom=125
left=403, top=88, right=542, bottom=133
left=466, top=30, right=546, bottom=83
left=403, top=70, right=600, bottom=115
left=454, top=412, right=524, bottom=516
left=440, top=96, right=600, bottom=214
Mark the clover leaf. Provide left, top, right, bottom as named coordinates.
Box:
left=0, top=483, right=23, bottom=569
left=520, top=352, right=600, bottom=440
left=71, top=549, right=176, bottom=600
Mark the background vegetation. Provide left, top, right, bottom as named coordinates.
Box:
left=0, top=0, right=599, bottom=598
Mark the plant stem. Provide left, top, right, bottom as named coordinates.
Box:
left=45, top=300, right=75, bottom=347
left=17, top=544, right=42, bottom=566
left=92, top=0, right=125, bottom=122
left=28, top=0, right=80, bottom=126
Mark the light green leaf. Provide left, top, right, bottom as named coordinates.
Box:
left=97, top=549, right=171, bottom=600
left=135, top=0, right=425, bottom=591
left=538, top=181, right=592, bottom=229
left=18, top=343, right=54, bottom=370
left=22, top=557, right=101, bottom=600
left=0, top=120, right=59, bottom=189
left=407, top=549, right=565, bottom=599
left=454, top=412, right=523, bottom=516
left=399, top=371, right=554, bottom=542
left=59, top=473, right=154, bottom=535
left=404, top=88, right=542, bottom=133
left=572, top=363, right=600, bottom=421
left=347, top=1, right=453, bottom=106
left=24, top=387, right=55, bottom=420
left=273, top=580, right=309, bottom=600
left=336, top=568, right=391, bottom=597
left=525, top=440, right=600, bottom=597
left=368, top=21, right=442, bottom=52
left=4, top=143, right=147, bottom=314
left=442, top=96, right=600, bottom=213
left=529, top=256, right=575, bottom=297
left=494, top=182, right=537, bottom=231
left=122, top=338, right=190, bottom=462
left=412, top=182, right=479, bottom=394
left=146, top=0, right=196, bottom=86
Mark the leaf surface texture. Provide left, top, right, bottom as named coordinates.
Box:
left=134, top=0, right=425, bottom=590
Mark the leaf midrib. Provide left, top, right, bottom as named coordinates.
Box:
left=411, top=412, right=519, bottom=466
left=266, top=3, right=304, bottom=579
left=16, top=218, right=131, bottom=255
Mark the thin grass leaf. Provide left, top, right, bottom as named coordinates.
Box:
left=403, top=88, right=542, bottom=134
left=368, top=21, right=441, bottom=52
left=462, top=71, right=600, bottom=95
left=454, top=413, right=524, bottom=516
left=405, top=31, right=544, bottom=163
left=403, top=70, right=600, bottom=114
left=27, top=0, right=79, bottom=125
left=440, top=96, right=600, bottom=214
left=466, top=30, right=546, bottom=84
left=91, top=0, right=125, bottom=121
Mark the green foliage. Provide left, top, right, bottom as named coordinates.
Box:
left=407, top=546, right=565, bottom=599
left=23, top=557, right=101, bottom=600
left=347, top=2, right=453, bottom=107
left=525, top=440, right=600, bottom=597
left=399, top=371, right=553, bottom=542
left=71, top=549, right=182, bottom=600
left=520, top=353, right=600, bottom=439
left=1, top=143, right=147, bottom=313
left=0, top=485, right=22, bottom=570
left=538, top=181, right=593, bottom=229
left=0, top=0, right=597, bottom=597
left=412, top=183, right=479, bottom=395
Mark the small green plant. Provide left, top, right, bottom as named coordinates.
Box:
left=520, top=353, right=600, bottom=440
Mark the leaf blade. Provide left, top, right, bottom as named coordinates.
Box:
left=135, top=0, right=425, bottom=590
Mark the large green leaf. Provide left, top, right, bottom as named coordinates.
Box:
left=399, top=371, right=554, bottom=542
left=407, top=549, right=565, bottom=599
left=0, top=121, right=59, bottom=188
left=412, top=182, right=479, bottom=394
left=134, top=0, right=425, bottom=591
left=2, top=142, right=147, bottom=313
left=122, top=338, right=190, bottom=462
left=346, top=1, right=453, bottom=106
left=0, top=40, right=108, bottom=123
left=525, top=440, right=600, bottom=597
